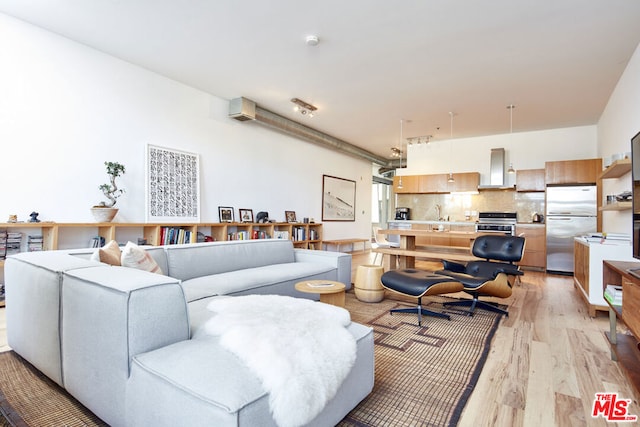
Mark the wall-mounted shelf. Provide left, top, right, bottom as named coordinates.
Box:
left=600, top=201, right=632, bottom=211
left=600, top=158, right=631, bottom=179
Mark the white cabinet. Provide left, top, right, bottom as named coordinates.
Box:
left=574, top=237, right=635, bottom=316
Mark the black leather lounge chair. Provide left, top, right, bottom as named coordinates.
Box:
left=436, top=234, right=525, bottom=316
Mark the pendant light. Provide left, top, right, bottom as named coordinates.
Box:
left=397, top=119, right=404, bottom=189
left=448, top=112, right=455, bottom=183
left=507, top=105, right=516, bottom=174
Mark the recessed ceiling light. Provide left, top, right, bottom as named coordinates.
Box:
left=305, top=35, right=319, bottom=46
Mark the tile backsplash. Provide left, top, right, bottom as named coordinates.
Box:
left=397, top=191, right=545, bottom=223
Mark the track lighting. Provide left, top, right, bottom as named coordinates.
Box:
left=291, top=98, right=317, bottom=118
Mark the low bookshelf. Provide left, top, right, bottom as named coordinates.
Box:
left=602, top=260, right=640, bottom=395
left=0, top=221, right=323, bottom=275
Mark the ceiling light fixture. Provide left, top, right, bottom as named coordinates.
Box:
left=397, top=119, right=404, bottom=189
left=291, top=98, right=317, bottom=118
left=507, top=104, right=516, bottom=174
left=305, top=35, right=320, bottom=46
left=448, top=112, right=455, bottom=183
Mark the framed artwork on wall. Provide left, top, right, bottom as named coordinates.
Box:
left=239, top=208, right=254, bottom=223
left=146, top=144, right=200, bottom=222
left=218, top=206, right=234, bottom=223
left=322, top=175, right=356, bottom=221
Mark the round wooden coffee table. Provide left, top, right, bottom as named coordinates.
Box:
left=295, top=280, right=346, bottom=307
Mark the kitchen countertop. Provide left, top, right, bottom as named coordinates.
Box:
left=388, top=220, right=545, bottom=227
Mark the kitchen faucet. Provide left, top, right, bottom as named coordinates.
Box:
left=435, top=204, right=442, bottom=221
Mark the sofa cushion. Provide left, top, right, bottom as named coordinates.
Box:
left=90, top=239, right=121, bottom=266
left=121, top=241, right=164, bottom=274
left=165, top=240, right=295, bottom=281
left=181, top=262, right=335, bottom=302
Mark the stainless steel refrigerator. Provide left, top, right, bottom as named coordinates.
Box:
left=546, top=185, right=597, bottom=274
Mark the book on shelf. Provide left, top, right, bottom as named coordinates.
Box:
left=604, top=284, right=623, bottom=306
left=28, top=234, right=44, bottom=251
left=274, top=231, right=290, bottom=240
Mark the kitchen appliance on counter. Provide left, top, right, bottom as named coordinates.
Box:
left=546, top=185, right=597, bottom=275
left=395, top=207, right=410, bottom=220
left=532, top=213, right=544, bottom=223
left=475, top=212, right=517, bottom=235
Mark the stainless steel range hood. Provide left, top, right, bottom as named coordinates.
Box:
left=478, top=148, right=513, bottom=189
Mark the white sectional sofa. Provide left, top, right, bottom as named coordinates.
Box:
left=5, top=239, right=374, bottom=427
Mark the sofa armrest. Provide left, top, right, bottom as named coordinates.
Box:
left=294, top=249, right=352, bottom=289
left=61, top=266, right=190, bottom=427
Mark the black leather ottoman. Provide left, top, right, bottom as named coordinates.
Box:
left=381, top=269, right=464, bottom=326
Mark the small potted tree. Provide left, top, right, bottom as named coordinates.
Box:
left=91, top=161, right=126, bottom=222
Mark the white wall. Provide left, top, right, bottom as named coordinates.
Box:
left=597, top=42, right=640, bottom=234
left=404, top=125, right=597, bottom=187
left=0, top=14, right=372, bottom=241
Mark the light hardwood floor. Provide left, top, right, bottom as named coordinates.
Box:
left=351, top=251, right=640, bottom=427
left=0, top=253, right=638, bottom=426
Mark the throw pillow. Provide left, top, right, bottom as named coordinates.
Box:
left=121, top=241, right=163, bottom=274
left=90, top=240, right=122, bottom=266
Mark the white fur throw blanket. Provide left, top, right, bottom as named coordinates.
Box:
left=204, top=295, right=357, bottom=427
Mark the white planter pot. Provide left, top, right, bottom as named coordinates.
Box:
left=91, top=207, right=118, bottom=223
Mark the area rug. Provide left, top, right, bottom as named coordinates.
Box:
left=0, top=292, right=501, bottom=427
left=0, top=351, right=107, bottom=427
left=338, top=292, right=502, bottom=427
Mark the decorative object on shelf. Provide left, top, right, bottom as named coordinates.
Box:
left=28, top=212, right=41, bottom=223
left=322, top=174, right=356, bottom=221
left=7, top=214, right=17, bottom=223
left=239, top=208, right=254, bottom=223
left=91, top=161, right=125, bottom=223
left=218, top=206, right=234, bottom=223
left=146, top=145, right=200, bottom=223
left=256, top=211, right=269, bottom=223
left=285, top=211, right=297, bottom=223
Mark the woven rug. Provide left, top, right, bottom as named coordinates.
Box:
left=338, top=292, right=502, bottom=427
left=0, top=292, right=500, bottom=427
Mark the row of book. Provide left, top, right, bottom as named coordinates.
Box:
left=160, top=227, right=196, bottom=245
left=0, top=231, right=23, bottom=259
left=604, top=284, right=622, bottom=306
left=292, top=227, right=320, bottom=242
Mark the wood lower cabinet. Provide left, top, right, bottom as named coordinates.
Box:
left=602, top=261, right=640, bottom=395
left=545, top=158, right=602, bottom=185
left=515, top=224, right=545, bottom=269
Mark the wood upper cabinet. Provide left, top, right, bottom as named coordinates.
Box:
left=420, top=174, right=449, bottom=193
left=516, top=168, right=545, bottom=192
left=448, top=172, right=480, bottom=192
left=393, top=175, right=420, bottom=193
left=545, top=158, right=602, bottom=185
left=394, top=173, right=479, bottom=193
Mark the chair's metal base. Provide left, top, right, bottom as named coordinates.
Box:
left=390, top=297, right=451, bottom=326
left=443, top=297, right=508, bottom=317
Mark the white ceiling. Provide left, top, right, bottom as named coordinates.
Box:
left=2, top=0, right=640, bottom=159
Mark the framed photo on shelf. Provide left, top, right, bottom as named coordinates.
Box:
left=218, top=206, right=234, bottom=223
left=146, top=144, right=200, bottom=222
left=322, top=174, right=356, bottom=221
left=285, top=211, right=297, bottom=223
left=239, top=208, right=254, bottom=223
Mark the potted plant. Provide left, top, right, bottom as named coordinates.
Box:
left=91, top=161, right=126, bottom=222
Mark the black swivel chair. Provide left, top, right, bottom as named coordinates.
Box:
left=436, top=234, right=525, bottom=316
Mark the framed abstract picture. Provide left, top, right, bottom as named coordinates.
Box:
left=146, top=144, right=200, bottom=222
left=322, top=175, right=356, bottom=221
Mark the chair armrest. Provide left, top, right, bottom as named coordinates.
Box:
left=441, top=259, right=466, bottom=273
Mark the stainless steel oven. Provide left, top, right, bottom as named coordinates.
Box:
left=475, top=212, right=517, bottom=235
